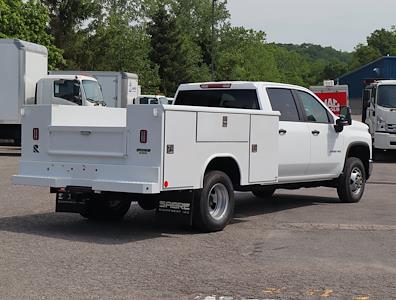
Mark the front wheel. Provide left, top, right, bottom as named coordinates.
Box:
left=193, top=171, right=235, bottom=232
left=337, top=157, right=366, bottom=203
left=80, top=195, right=131, bottom=221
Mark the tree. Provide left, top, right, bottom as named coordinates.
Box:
left=216, top=27, right=281, bottom=82
left=76, top=12, right=161, bottom=94
left=42, top=0, right=102, bottom=67
left=0, top=0, right=64, bottom=69
left=147, top=6, right=191, bottom=95
left=351, top=44, right=382, bottom=69
left=367, top=27, right=396, bottom=56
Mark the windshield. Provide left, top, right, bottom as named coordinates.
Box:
left=377, top=85, right=396, bottom=108
left=82, top=80, right=104, bottom=103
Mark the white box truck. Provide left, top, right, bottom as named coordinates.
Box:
left=0, top=39, right=105, bottom=144
left=362, top=80, right=396, bottom=151
left=0, top=39, right=47, bottom=143
left=13, top=82, right=372, bottom=232
left=49, top=71, right=139, bottom=108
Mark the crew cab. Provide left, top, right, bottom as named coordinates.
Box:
left=13, top=82, right=373, bottom=232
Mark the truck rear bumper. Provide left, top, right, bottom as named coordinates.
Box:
left=374, top=132, right=396, bottom=150
left=12, top=161, right=161, bottom=194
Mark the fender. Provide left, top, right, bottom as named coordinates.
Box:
left=200, top=154, right=243, bottom=188
left=344, top=141, right=372, bottom=179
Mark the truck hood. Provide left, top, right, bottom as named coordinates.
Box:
left=351, top=120, right=369, bottom=131
left=377, top=106, right=396, bottom=125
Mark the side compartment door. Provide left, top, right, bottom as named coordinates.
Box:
left=249, top=114, right=279, bottom=183
left=266, top=88, right=310, bottom=180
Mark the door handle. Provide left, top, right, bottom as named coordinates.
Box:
left=279, top=129, right=287, bottom=135
left=311, top=130, right=320, bottom=136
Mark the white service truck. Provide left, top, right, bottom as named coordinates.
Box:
left=362, top=80, right=396, bottom=151
left=0, top=39, right=104, bottom=144
left=13, top=82, right=373, bottom=232
left=49, top=71, right=139, bottom=108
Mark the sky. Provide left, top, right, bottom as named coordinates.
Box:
left=227, top=0, right=396, bottom=52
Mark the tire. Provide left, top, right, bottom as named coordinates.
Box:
left=252, top=186, right=276, bottom=198
left=137, top=197, right=159, bottom=210
left=80, top=194, right=131, bottom=221
left=193, top=171, right=235, bottom=232
left=337, top=157, right=366, bottom=203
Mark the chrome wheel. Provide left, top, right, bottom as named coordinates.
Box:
left=207, top=183, right=229, bottom=221
left=350, top=167, right=364, bottom=196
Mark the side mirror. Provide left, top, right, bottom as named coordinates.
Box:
left=340, top=106, right=352, bottom=125
left=334, top=106, right=352, bottom=133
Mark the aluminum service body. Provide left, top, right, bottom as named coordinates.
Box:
left=14, top=81, right=371, bottom=195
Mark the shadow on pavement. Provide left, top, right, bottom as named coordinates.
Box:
left=233, top=192, right=339, bottom=219
left=373, top=150, right=396, bottom=164
left=0, top=193, right=339, bottom=244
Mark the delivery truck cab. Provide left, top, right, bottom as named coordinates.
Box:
left=35, top=75, right=105, bottom=107
left=362, top=80, right=396, bottom=151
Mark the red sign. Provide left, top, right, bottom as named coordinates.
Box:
left=314, top=92, right=348, bottom=116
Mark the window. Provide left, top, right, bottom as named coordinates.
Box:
left=297, top=90, right=330, bottom=123
left=54, top=80, right=82, bottom=105
left=377, top=85, right=396, bottom=108
left=266, top=88, right=300, bottom=121
left=174, top=90, right=259, bottom=109
left=82, top=80, right=103, bottom=103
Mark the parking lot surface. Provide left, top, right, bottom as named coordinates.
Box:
left=1, top=146, right=396, bottom=299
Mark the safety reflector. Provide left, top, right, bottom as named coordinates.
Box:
left=140, top=130, right=147, bottom=144
left=33, top=128, right=39, bottom=140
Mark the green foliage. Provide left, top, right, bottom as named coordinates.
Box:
left=147, top=6, right=191, bottom=95
left=0, top=0, right=64, bottom=69
left=351, top=27, right=396, bottom=70
left=216, top=27, right=281, bottom=82
left=7, top=0, right=395, bottom=94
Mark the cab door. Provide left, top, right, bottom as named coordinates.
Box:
left=266, top=88, right=310, bottom=181
left=295, top=90, right=344, bottom=177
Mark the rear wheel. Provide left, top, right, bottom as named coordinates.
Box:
left=337, top=157, right=366, bottom=203
left=193, top=171, right=235, bottom=232
left=80, top=194, right=131, bottom=221
left=252, top=186, right=276, bottom=198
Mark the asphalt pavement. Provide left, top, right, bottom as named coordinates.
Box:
left=0, top=146, right=395, bottom=300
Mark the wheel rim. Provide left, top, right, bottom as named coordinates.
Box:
left=350, top=167, right=364, bottom=196
left=207, top=183, right=229, bottom=221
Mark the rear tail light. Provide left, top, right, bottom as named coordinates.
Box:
left=140, top=130, right=147, bottom=144
left=33, top=128, right=39, bottom=140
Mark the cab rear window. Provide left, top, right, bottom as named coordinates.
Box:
left=174, top=89, right=259, bottom=109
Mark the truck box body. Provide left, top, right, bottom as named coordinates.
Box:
left=49, top=71, right=139, bottom=108
left=14, top=104, right=279, bottom=193
left=0, top=39, right=48, bottom=126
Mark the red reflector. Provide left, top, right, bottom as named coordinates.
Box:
left=140, top=130, right=147, bottom=144
left=164, top=181, right=169, bottom=188
left=200, top=83, right=232, bottom=89
left=33, top=128, right=39, bottom=140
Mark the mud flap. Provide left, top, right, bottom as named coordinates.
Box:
left=156, top=190, right=194, bottom=226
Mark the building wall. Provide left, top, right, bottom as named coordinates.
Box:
left=338, top=57, right=396, bottom=114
